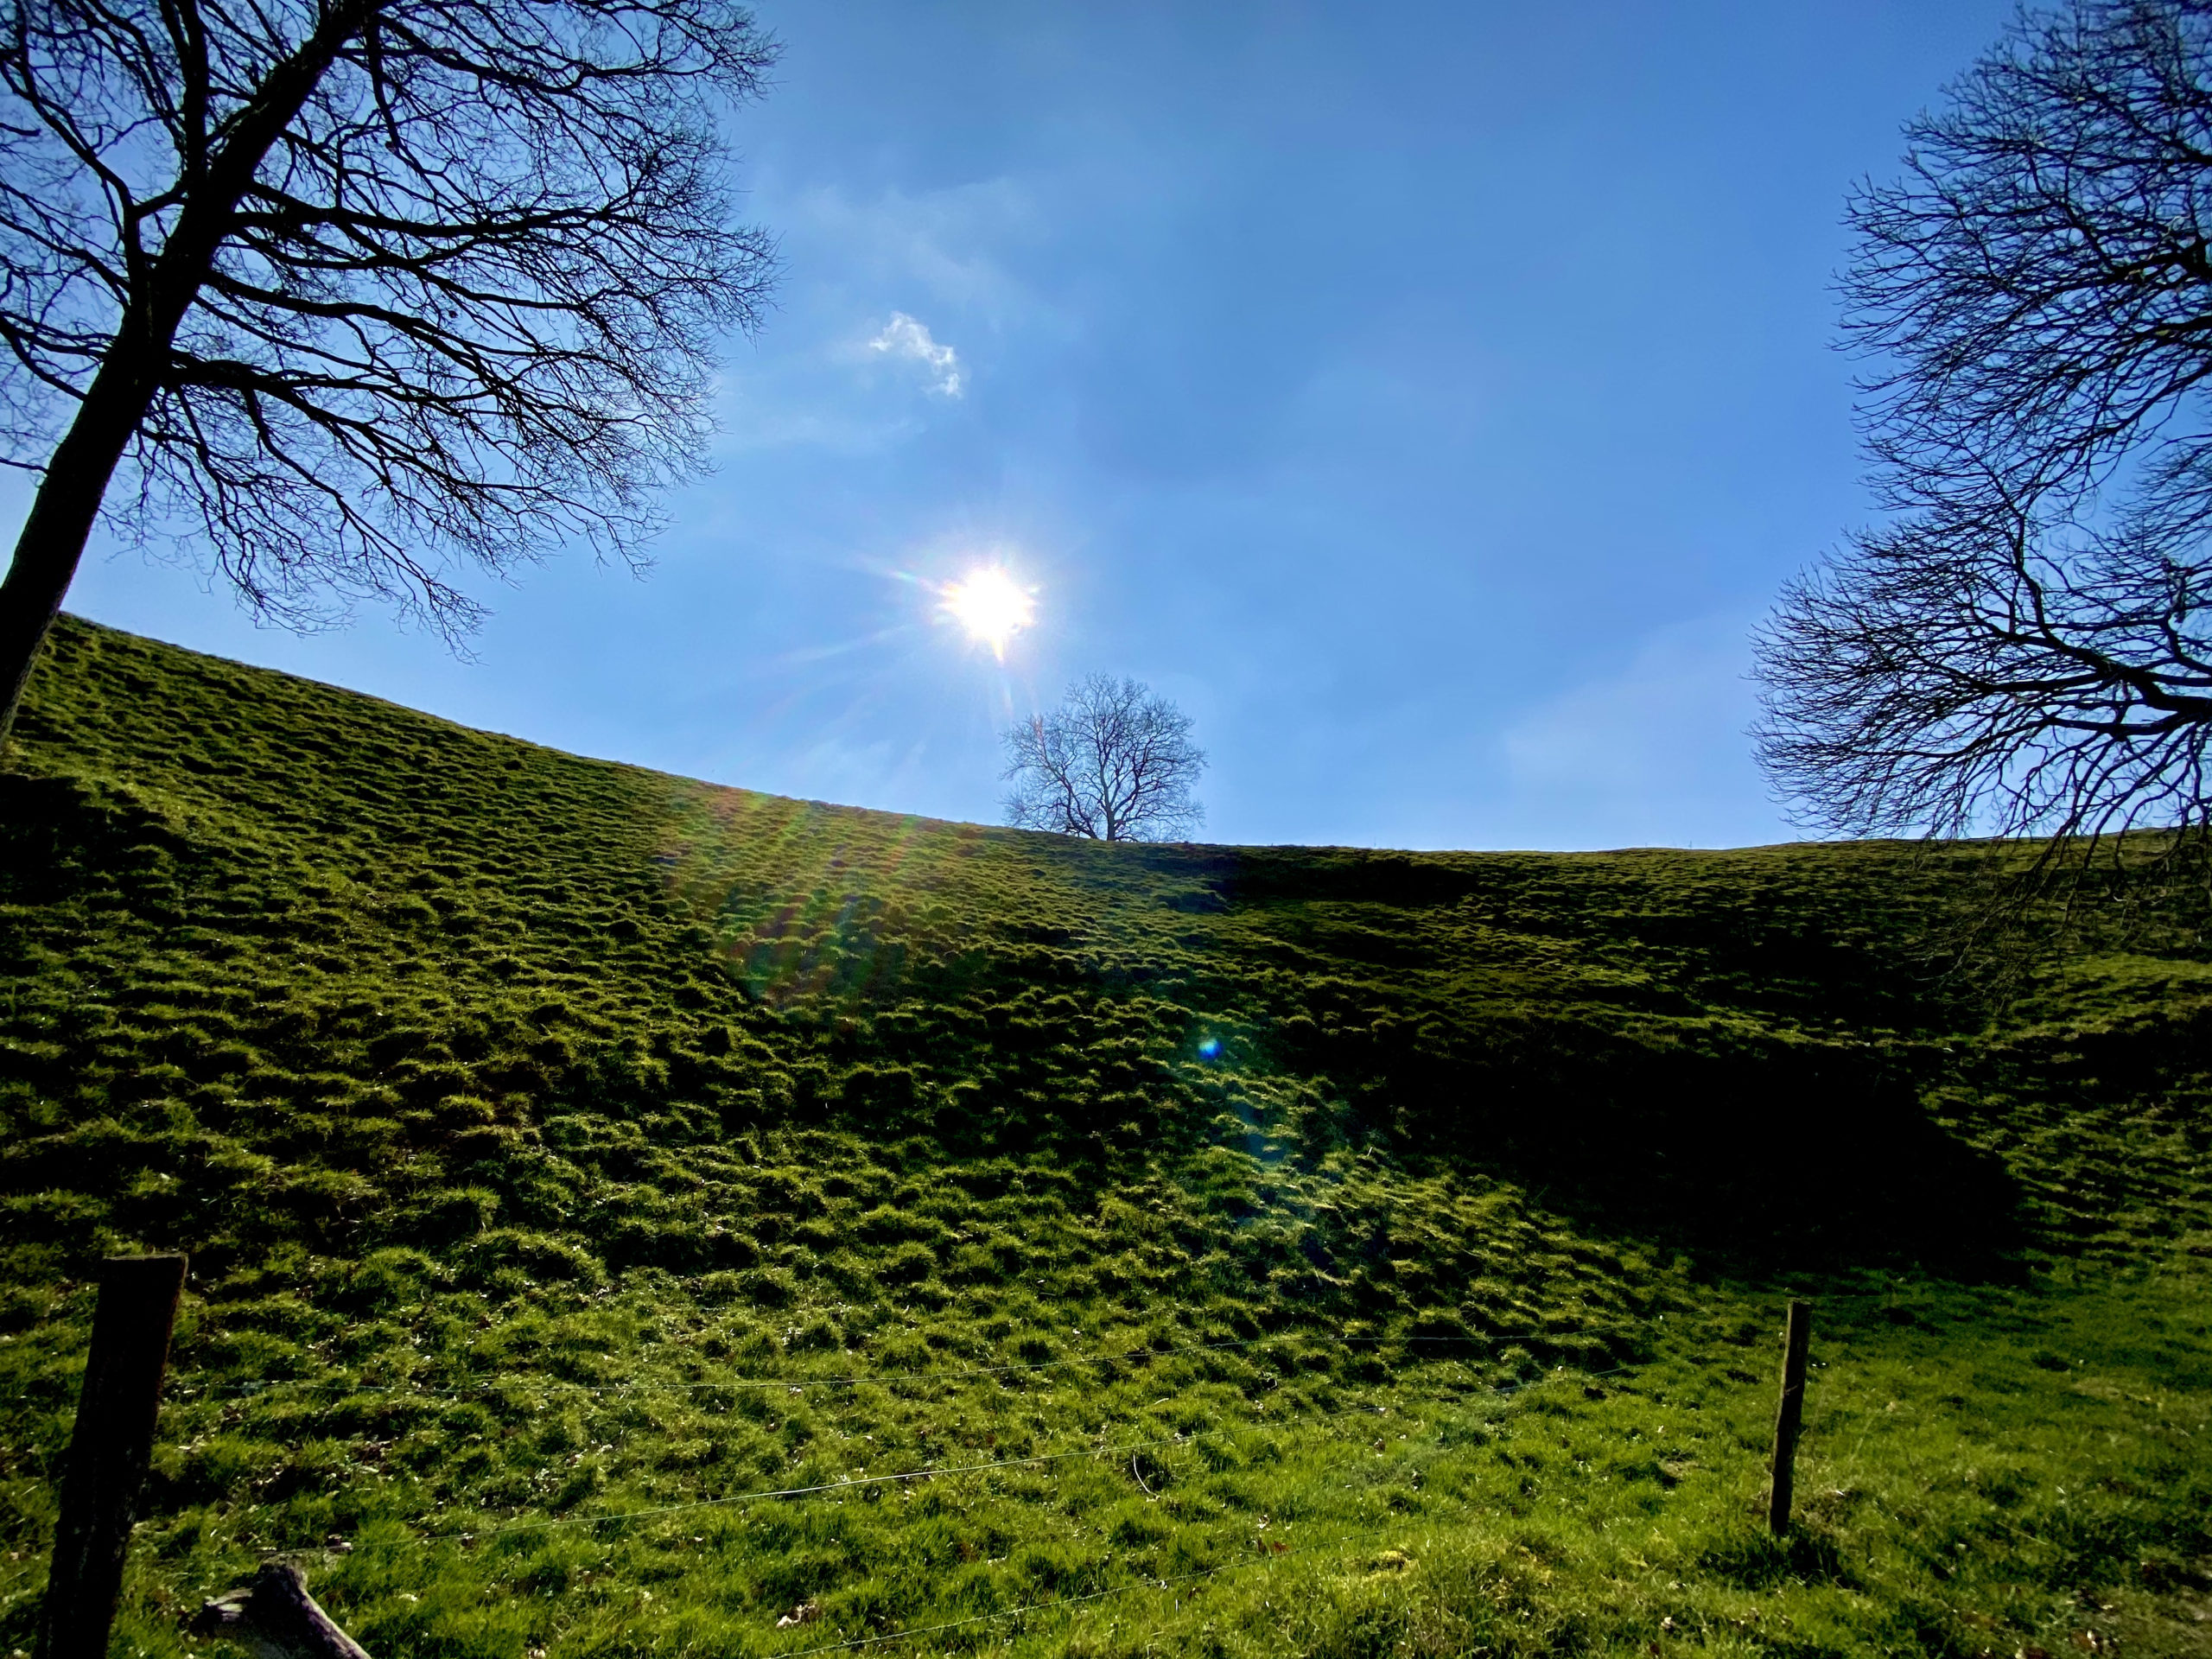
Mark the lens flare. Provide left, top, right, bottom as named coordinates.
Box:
left=940, top=567, right=1036, bottom=658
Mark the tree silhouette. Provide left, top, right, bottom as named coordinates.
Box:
left=1756, top=0, right=2212, bottom=868
left=0, top=0, right=778, bottom=736
left=1003, top=674, right=1205, bottom=842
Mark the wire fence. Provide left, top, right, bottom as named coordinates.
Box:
left=24, top=1261, right=2189, bottom=1653
left=346, top=1341, right=1634, bottom=1655
left=167, top=1329, right=1541, bottom=1404
left=400, top=1358, right=1630, bottom=1551
left=779, top=1525, right=1371, bottom=1658
left=17, top=1320, right=1649, bottom=1656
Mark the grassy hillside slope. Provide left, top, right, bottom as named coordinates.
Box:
left=3, top=615, right=2210, bottom=1658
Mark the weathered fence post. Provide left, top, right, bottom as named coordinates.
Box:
left=1765, top=1298, right=1812, bottom=1535
left=34, top=1253, right=188, bottom=1659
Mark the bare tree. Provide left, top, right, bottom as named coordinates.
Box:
left=0, top=0, right=779, bottom=739
left=1755, top=0, right=2212, bottom=861
left=1002, top=674, right=1205, bottom=842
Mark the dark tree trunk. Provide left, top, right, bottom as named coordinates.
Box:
left=0, top=366, right=161, bottom=743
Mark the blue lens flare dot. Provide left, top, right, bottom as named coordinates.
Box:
left=1197, top=1036, right=1222, bottom=1060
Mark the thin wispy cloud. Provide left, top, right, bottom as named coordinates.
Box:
left=1494, top=615, right=1774, bottom=849
left=868, top=312, right=964, bottom=397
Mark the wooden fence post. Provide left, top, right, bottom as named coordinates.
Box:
left=1765, top=1298, right=1812, bottom=1535
left=34, top=1253, right=188, bottom=1659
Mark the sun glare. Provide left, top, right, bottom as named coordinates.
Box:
left=941, top=566, right=1036, bottom=658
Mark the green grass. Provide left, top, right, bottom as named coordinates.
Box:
left=2, top=614, right=2209, bottom=1657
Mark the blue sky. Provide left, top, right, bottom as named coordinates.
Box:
left=37, top=0, right=2013, bottom=850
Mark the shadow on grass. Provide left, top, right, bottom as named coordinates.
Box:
left=1057, top=840, right=2031, bottom=1281
left=1694, top=1522, right=1857, bottom=1591
left=1393, top=1028, right=2025, bottom=1279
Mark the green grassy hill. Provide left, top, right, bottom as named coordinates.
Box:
left=3, top=615, right=2209, bottom=1658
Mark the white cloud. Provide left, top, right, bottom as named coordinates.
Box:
left=868, top=312, right=964, bottom=397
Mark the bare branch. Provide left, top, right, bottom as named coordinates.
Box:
left=1757, top=0, right=2212, bottom=887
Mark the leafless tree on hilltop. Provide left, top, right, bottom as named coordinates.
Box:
left=1003, top=674, right=1206, bottom=842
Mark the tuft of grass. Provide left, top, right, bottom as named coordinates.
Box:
left=1, top=614, right=2209, bottom=1656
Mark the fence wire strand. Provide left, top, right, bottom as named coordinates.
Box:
left=779, top=1528, right=1364, bottom=1657
left=172, top=1330, right=1535, bottom=1405
left=393, top=1359, right=1630, bottom=1550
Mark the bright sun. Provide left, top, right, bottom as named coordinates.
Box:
left=940, top=566, right=1036, bottom=658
